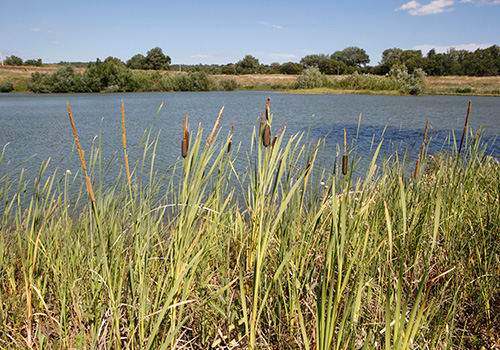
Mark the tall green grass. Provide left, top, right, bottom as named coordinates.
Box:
left=0, top=99, right=498, bottom=349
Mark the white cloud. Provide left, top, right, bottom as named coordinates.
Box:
left=460, top=0, right=500, bottom=3
left=259, top=21, right=284, bottom=30
left=414, top=42, right=494, bottom=54
left=396, top=0, right=455, bottom=15
left=30, top=28, right=54, bottom=34
left=190, top=54, right=215, bottom=59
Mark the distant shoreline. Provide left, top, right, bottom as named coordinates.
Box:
left=1, top=65, right=499, bottom=96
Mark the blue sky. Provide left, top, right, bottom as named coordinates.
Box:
left=1, top=0, right=499, bottom=66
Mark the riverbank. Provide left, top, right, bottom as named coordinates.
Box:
left=1, top=65, right=500, bottom=96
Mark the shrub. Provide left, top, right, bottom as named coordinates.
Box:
left=0, top=81, right=14, bottom=93
left=294, top=67, right=326, bottom=89
left=218, top=78, right=238, bottom=91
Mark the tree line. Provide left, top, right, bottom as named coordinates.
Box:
left=3, top=45, right=500, bottom=77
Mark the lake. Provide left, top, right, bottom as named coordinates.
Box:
left=1, top=91, right=499, bottom=189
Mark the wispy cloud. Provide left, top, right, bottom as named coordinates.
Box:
left=461, top=0, right=500, bottom=3
left=270, top=53, right=296, bottom=59
left=190, top=54, right=215, bottom=59
left=396, top=0, right=500, bottom=15
left=414, top=42, right=494, bottom=53
left=259, top=21, right=284, bottom=30
left=396, top=0, right=455, bottom=15
left=30, top=28, right=54, bottom=34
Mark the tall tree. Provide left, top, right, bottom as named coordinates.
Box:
left=4, top=55, right=23, bottom=66
left=236, top=55, right=259, bottom=74
left=300, top=54, right=329, bottom=68
left=145, top=47, right=171, bottom=70
left=331, top=47, right=370, bottom=68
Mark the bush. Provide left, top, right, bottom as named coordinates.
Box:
left=293, top=67, right=326, bottom=89
left=218, top=78, right=238, bottom=91
left=0, top=81, right=14, bottom=93
left=389, top=67, right=426, bottom=95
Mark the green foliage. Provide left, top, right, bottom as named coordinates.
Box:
left=4, top=55, right=23, bottom=66
left=1, top=100, right=498, bottom=349
left=280, top=62, right=304, bottom=74
left=294, top=66, right=327, bottom=89
left=300, top=54, right=329, bottom=68
left=331, top=46, right=370, bottom=67
left=217, top=77, right=238, bottom=91
left=23, top=59, right=42, bottom=67
left=144, top=47, right=171, bottom=70
left=236, top=55, right=260, bottom=74
left=388, top=66, right=426, bottom=95
left=318, top=58, right=348, bottom=75
left=0, top=80, right=14, bottom=92
left=221, top=64, right=237, bottom=75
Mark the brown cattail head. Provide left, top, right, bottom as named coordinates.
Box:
left=263, top=123, right=271, bottom=147
left=265, top=97, right=271, bottom=121
left=182, top=112, right=189, bottom=158
left=262, top=98, right=272, bottom=147
left=342, top=155, right=348, bottom=176
left=228, top=122, right=235, bottom=153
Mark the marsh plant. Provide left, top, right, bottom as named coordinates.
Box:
left=0, top=99, right=498, bottom=349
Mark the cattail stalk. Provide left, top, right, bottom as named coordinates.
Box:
left=207, top=106, right=224, bottom=147
left=458, top=100, right=472, bottom=155
left=67, top=101, right=95, bottom=203
left=342, top=128, right=348, bottom=176
left=182, top=112, right=189, bottom=158
left=262, top=98, right=271, bottom=147
left=228, top=122, right=234, bottom=153
left=121, top=100, right=131, bottom=185
left=414, top=118, right=429, bottom=180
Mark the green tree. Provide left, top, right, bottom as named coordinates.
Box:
left=127, top=54, right=147, bottom=69
left=280, top=62, right=303, bottom=74
left=331, top=47, right=370, bottom=68
left=23, top=59, right=42, bottom=67
left=4, top=55, right=23, bottom=66
left=318, top=58, right=348, bottom=75
left=300, top=54, right=329, bottom=68
left=221, top=64, right=237, bottom=75
left=236, top=55, right=259, bottom=74
left=145, top=47, right=171, bottom=70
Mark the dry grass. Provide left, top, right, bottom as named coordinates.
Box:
left=425, top=75, right=500, bottom=95
left=2, top=65, right=500, bottom=95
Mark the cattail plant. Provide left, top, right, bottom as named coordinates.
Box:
left=228, top=121, right=234, bottom=153
left=458, top=100, right=472, bottom=155
left=182, top=112, right=189, bottom=158
left=262, top=97, right=272, bottom=147
left=207, top=106, right=224, bottom=147
left=121, top=100, right=131, bottom=185
left=67, top=101, right=96, bottom=203
left=414, top=118, right=429, bottom=179
left=342, top=128, right=348, bottom=176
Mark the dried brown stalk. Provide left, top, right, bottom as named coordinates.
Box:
left=182, top=112, right=189, bottom=158
left=121, top=100, right=131, bottom=185
left=67, top=101, right=95, bottom=202
left=207, top=106, right=224, bottom=147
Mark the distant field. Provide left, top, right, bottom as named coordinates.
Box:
left=1, top=65, right=500, bottom=95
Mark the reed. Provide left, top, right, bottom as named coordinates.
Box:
left=0, top=98, right=498, bottom=349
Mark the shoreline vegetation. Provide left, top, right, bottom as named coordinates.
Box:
left=0, top=98, right=499, bottom=349
left=1, top=65, right=500, bottom=96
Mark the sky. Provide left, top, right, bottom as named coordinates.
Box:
left=1, top=0, right=499, bottom=66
